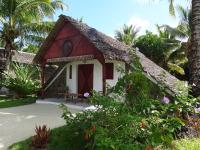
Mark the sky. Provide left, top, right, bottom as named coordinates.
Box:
left=55, top=0, right=190, bottom=37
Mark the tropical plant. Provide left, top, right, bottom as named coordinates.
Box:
left=31, top=125, right=51, bottom=149
left=135, top=31, right=174, bottom=67
left=115, top=24, right=139, bottom=46
left=156, top=0, right=200, bottom=96
left=0, top=0, right=66, bottom=54
left=156, top=24, right=188, bottom=77
left=3, top=63, right=40, bottom=97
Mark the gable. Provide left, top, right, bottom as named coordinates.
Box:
left=41, top=21, right=101, bottom=62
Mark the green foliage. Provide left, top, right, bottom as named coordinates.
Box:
left=0, top=96, right=36, bottom=108
left=60, top=94, right=185, bottom=149
left=135, top=32, right=168, bottom=66
left=58, top=71, right=197, bottom=149
left=0, top=0, right=66, bottom=50
left=115, top=24, right=139, bottom=46
left=112, top=71, right=154, bottom=114
left=3, top=63, right=40, bottom=97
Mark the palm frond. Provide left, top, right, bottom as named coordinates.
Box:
left=115, top=24, right=139, bottom=46
left=169, top=0, right=175, bottom=16
left=168, top=63, right=185, bottom=75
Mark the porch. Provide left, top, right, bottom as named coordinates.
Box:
left=40, top=54, right=125, bottom=98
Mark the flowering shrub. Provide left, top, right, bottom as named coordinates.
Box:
left=60, top=88, right=185, bottom=150
left=59, top=70, right=199, bottom=149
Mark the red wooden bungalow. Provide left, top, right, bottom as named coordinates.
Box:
left=33, top=15, right=130, bottom=98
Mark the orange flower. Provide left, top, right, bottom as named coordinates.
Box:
left=145, top=145, right=150, bottom=150
left=91, top=125, right=96, bottom=132
left=84, top=133, right=90, bottom=141
left=141, top=121, right=145, bottom=128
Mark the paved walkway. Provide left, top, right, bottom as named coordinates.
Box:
left=0, top=103, right=82, bottom=150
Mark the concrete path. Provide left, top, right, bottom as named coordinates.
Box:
left=0, top=103, right=82, bottom=150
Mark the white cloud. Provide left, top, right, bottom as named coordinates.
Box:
left=127, top=16, right=150, bottom=33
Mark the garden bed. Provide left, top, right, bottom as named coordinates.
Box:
left=0, top=96, right=36, bottom=108
left=9, top=125, right=200, bottom=150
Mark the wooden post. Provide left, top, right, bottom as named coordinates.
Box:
left=40, top=63, right=45, bottom=98
left=102, top=62, right=106, bottom=95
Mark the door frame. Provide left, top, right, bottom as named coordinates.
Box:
left=77, top=64, right=94, bottom=97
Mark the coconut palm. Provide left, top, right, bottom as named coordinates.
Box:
left=189, top=0, right=200, bottom=96
left=0, top=0, right=65, bottom=54
left=153, top=0, right=200, bottom=96
left=115, top=24, right=139, bottom=46
left=157, top=6, right=191, bottom=79
left=156, top=25, right=186, bottom=76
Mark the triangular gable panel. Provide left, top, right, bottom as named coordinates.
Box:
left=42, top=21, right=101, bottom=61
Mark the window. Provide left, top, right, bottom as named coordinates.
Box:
left=69, top=65, right=72, bottom=79
left=105, top=63, right=114, bottom=79
left=63, top=40, right=73, bottom=57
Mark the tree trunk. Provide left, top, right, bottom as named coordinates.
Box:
left=189, top=0, right=200, bottom=96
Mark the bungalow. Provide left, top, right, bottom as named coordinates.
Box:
left=33, top=15, right=182, bottom=98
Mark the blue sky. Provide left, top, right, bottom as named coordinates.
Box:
left=55, top=0, right=190, bottom=37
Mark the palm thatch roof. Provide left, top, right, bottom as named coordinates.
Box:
left=136, top=50, right=185, bottom=95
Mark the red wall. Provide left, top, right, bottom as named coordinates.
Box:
left=42, top=22, right=101, bottom=61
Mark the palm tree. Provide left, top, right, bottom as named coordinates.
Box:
left=157, top=6, right=191, bottom=79
left=115, top=24, right=139, bottom=46
left=165, top=0, right=200, bottom=96
left=0, top=0, right=65, bottom=55
left=156, top=25, right=186, bottom=76
left=189, top=0, right=200, bottom=96
left=152, top=0, right=200, bottom=96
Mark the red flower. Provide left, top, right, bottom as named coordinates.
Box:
left=141, top=121, right=145, bottom=128
left=84, top=133, right=90, bottom=141
left=145, top=145, right=150, bottom=150
left=91, top=125, right=96, bottom=132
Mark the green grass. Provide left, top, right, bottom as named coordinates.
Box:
left=0, top=96, right=36, bottom=108
left=9, top=125, right=200, bottom=150
left=9, top=125, right=85, bottom=150
left=172, top=138, right=200, bottom=150
left=157, top=138, right=200, bottom=150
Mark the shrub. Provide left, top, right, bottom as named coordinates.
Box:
left=60, top=93, right=184, bottom=149
left=3, top=63, right=40, bottom=97
left=59, top=69, right=199, bottom=149
left=135, top=32, right=167, bottom=66
left=31, top=125, right=50, bottom=149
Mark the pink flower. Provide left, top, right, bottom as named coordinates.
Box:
left=84, top=92, right=90, bottom=98
left=161, top=96, right=170, bottom=104
left=195, top=107, right=200, bottom=113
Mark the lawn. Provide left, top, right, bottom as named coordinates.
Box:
left=9, top=125, right=200, bottom=150
left=0, top=96, right=36, bottom=108
left=9, top=125, right=84, bottom=150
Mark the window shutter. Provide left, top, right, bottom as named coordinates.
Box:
left=105, top=63, right=114, bottom=79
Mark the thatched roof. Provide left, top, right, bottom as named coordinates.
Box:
left=136, top=50, right=183, bottom=95
left=12, top=50, right=35, bottom=64
left=33, top=15, right=130, bottom=63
